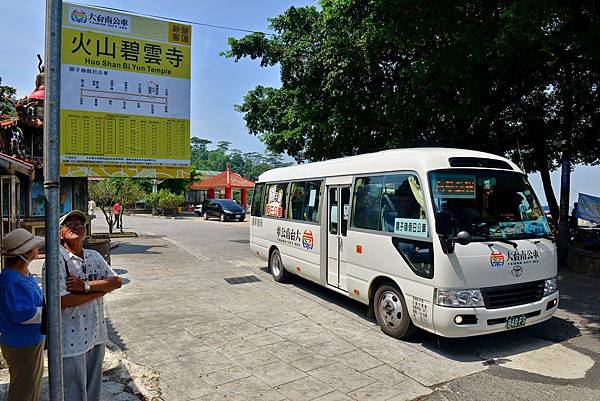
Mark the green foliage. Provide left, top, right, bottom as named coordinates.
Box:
left=144, top=191, right=160, bottom=208
left=146, top=189, right=185, bottom=215
left=145, top=189, right=184, bottom=214
left=158, top=190, right=184, bottom=210
left=225, top=1, right=600, bottom=162
left=110, top=178, right=145, bottom=207
left=225, top=0, right=600, bottom=230
left=89, top=178, right=145, bottom=232
left=88, top=180, right=116, bottom=209
left=188, top=136, right=290, bottom=181
left=0, top=76, right=17, bottom=117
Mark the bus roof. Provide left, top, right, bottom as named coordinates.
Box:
left=258, top=147, right=522, bottom=182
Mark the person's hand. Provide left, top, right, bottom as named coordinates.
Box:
left=66, top=277, right=85, bottom=293
left=111, top=276, right=122, bottom=290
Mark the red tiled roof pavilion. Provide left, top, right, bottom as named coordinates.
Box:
left=189, top=164, right=254, bottom=205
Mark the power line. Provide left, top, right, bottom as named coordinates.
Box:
left=74, top=2, right=276, bottom=36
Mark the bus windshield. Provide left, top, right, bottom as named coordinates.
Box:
left=429, top=169, right=551, bottom=240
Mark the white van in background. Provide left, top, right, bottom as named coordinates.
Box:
left=249, top=148, right=558, bottom=339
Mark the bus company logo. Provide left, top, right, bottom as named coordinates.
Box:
left=276, top=226, right=301, bottom=247
left=69, top=7, right=131, bottom=32
left=511, top=265, right=523, bottom=277
left=302, top=230, right=314, bottom=250
left=71, top=9, right=88, bottom=23
left=507, top=249, right=540, bottom=265
left=489, top=250, right=505, bottom=267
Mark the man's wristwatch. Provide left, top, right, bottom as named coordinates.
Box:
left=84, top=281, right=91, bottom=293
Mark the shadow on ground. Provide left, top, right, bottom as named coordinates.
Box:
left=112, top=268, right=131, bottom=286
left=555, top=271, right=600, bottom=337
left=111, top=242, right=166, bottom=255
left=263, top=266, right=583, bottom=365
left=107, top=318, right=128, bottom=352
left=0, top=337, right=159, bottom=401
left=229, top=239, right=250, bottom=244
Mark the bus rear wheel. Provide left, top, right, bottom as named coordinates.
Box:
left=269, top=249, right=290, bottom=283
left=373, top=284, right=416, bottom=339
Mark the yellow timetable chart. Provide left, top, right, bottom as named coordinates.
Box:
left=60, top=110, right=189, bottom=178
left=60, top=2, right=191, bottom=178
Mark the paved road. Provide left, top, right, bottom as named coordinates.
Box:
left=96, top=214, right=600, bottom=401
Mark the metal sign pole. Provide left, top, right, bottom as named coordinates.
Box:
left=44, top=0, right=64, bottom=400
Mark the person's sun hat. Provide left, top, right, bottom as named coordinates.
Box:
left=59, top=210, right=89, bottom=226
left=1, top=228, right=44, bottom=256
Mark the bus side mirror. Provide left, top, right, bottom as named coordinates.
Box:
left=456, top=231, right=472, bottom=245
left=435, top=211, right=454, bottom=237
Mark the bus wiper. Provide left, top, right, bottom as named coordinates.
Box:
left=506, top=232, right=555, bottom=243
left=490, top=238, right=518, bottom=248
left=541, top=234, right=555, bottom=242
left=480, top=234, right=518, bottom=248
left=471, top=223, right=519, bottom=248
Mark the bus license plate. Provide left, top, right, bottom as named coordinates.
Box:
left=506, top=315, right=527, bottom=330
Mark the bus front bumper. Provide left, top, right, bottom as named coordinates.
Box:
left=432, top=291, right=559, bottom=338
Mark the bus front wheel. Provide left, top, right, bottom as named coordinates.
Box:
left=269, top=249, right=290, bottom=283
left=373, top=284, right=416, bottom=339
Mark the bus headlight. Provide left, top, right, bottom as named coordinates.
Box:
left=544, top=277, right=558, bottom=296
left=435, top=289, right=484, bottom=308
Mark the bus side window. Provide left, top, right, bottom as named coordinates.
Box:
left=289, top=182, right=306, bottom=220
left=341, top=187, right=350, bottom=236
left=286, top=180, right=322, bottom=223
left=305, top=181, right=322, bottom=223
left=351, top=176, right=383, bottom=231
left=264, top=183, right=288, bottom=218
left=380, top=174, right=426, bottom=234
left=251, top=183, right=264, bottom=217
left=329, top=187, right=338, bottom=234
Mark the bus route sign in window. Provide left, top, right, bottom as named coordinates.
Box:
left=265, top=183, right=287, bottom=218
left=433, top=175, right=476, bottom=199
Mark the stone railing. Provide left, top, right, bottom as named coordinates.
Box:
left=569, top=246, right=600, bottom=279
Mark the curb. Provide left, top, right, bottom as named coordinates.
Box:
left=92, top=232, right=138, bottom=238
left=128, top=214, right=194, bottom=220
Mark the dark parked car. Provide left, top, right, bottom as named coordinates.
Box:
left=202, top=199, right=246, bottom=222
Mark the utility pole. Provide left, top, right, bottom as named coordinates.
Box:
left=44, top=0, right=64, bottom=400
left=152, top=178, right=158, bottom=215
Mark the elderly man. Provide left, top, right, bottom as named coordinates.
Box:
left=45, top=210, right=121, bottom=401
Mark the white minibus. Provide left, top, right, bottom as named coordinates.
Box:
left=249, top=148, right=559, bottom=338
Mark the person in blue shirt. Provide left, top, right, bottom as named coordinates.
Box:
left=0, top=228, right=45, bottom=401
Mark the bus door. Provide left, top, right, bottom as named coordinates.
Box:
left=327, top=185, right=351, bottom=289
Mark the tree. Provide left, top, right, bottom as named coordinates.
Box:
left=225, top=1, right=600, bottom=267
left=0, top=76, right=17, bottom=117
left=187, top=136, right=291, bottom=181
left=89, top=179, right=145, bottom=233
left=190, top=137, right=212, bottom=166
left=89, top=180, right=119, bottom=234
left=157, top=189, right=184, bottom=216
left=111, top=179, right=145, bottom=232
left=144, top=189, right=184, bottom=216
left=144, top=192, right=161, bottom=214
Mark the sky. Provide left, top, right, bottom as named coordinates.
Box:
left=1, top=0, right=598, bottom=208
left=0, top=0, right=315, bottom=153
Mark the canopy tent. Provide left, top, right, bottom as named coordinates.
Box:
left=577, top=193, right=600, bottom=225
